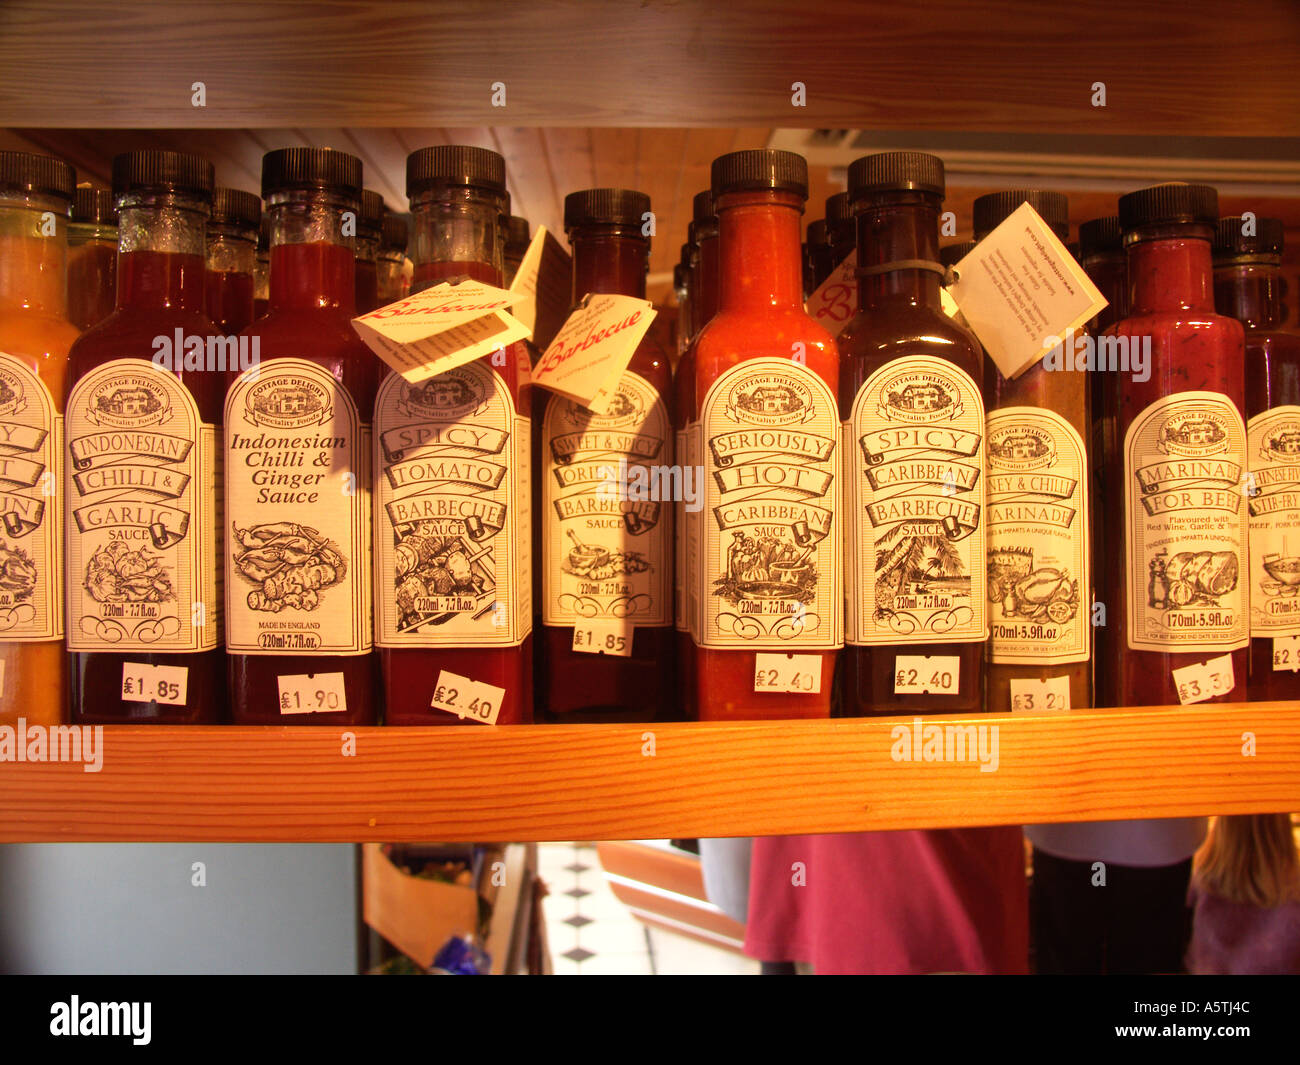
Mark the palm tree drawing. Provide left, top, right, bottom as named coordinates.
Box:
left=874, top=521, right=965, bottom=619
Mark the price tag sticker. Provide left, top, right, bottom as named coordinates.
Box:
left=277, top=672, right=347, bottom=715
left=431, top=670, right=505, bottom=725
left=1009, top=676, right=1071, bottom=712
left=1172, top=654, right=1236, bottom=705
left=1272, top=635, right=1300, bottom=673
left=894, top=655, right=960, bottom=695
left=572, top=617, right=633, bottom=657
left=121, top=663, right=188, bottom=706
left=753, top=653, right=824, bottom=694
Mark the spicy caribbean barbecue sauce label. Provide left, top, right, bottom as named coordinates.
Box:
left=1124, top=391, right=1249, bottom=652
left=373, top=358, right=530, bottom=647
left=1246, top=406, right=1300, bottom=638
left=697, top=358, right=841, bottom=650
left=225, top=359, right=370, bottom=654
left=844, top=355, right=987, bottom=645
left=542, top=372, right=671, bottom=627
left=66, top=359, right=219, bottom=652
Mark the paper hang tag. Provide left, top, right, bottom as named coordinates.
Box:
left=804, top=253, right=857, bottom=337
left=532, top=293, right=656, bottom=414
left=509, top=225, right=573, bottom=353
left=947, top=202, right=1108, bottom=380
left=350, top=278, right=532, bottom=383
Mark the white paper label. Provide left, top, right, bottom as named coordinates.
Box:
left=121, top=662, right=188, bottom=706
left=572, top=616, right=633, bottom=656
left=431, top=669, right=505, bottom=725
left=507, top=225, right=572, bottom=352
left=1171, top=653, right=1236, bottom=705
left=804, top=254, right=856, bottom=338
left=277, top=671, right=347, bottom=715
left=948, top=203, right=1107, bottom=379
left=533, top=294, right=657, bottom=414
left=1247, top=406, right=1300, bottom=637
left=753, top=652, right=823, bottom=693
left=1272, top=634, right=1300, bottom=672
left=894, top=655, right=960, bottom=694
left=1009, top=676, right=1071, bottom=712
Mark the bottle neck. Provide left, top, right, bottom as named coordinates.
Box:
left=410, top=187, right=505, bottom=290
left=1213, top=259, right=1283, bottom=329
left=1082, top=250, right=1129, bottom=331
left=694, top=232, right=720, bottom=332
left=267, top=191, right=357, bottom=312
left=117, top=194, right=208, bottom=312
left=570, top=227, right=647, bottom=303
left=716, top=191, right=805, bottom=312
left=1126, top=225, right=1215, bottom=314
left=206, top=228, right=257, bottom=278
left=855, top=192, right=942, bottom=310
left=0, top=194, right=68, bottom=315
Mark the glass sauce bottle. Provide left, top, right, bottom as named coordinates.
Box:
left=503, top=214, right=530, bottom=288
left=226, top=148, right=376, bottom=725
left=1212, top=215, right=1300, bottom=700
left=693, top=150, right=841, bottom=720
left=1106, top=184, right=1248, bottom=707
left=66, top=186, right=116, bottom=332
left=65, top=150, right=224, bottom=723
left=0, top=151, right=77, bottom=727
left=204, top=187, right=260, bottom=336
left=826, top=192, right=855, bottom=270
left=376, top=145, right=532, bottom=725
left=806, top=219, right=833, bottom=294
left=253, top=216, right=270, bottom=321
left=839, top=152, right=987, bottom=715
left=354, top=189, right=383, bottom=314
left=377, top=209, right=409, bottom=305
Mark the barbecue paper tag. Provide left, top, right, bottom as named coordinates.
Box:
left=351, top=279, right=532, bottom=383
left=508, top=224, right=572, bottom=351
left=805, top=254, right=857, bottom=337
left=947, top=203, right=1107, bottom=380
left=532, top=293, right=656, bottom=414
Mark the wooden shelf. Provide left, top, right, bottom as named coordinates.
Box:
left=2, top=702, right=1296, bottom=842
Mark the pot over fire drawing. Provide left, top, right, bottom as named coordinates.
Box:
left=232, top=521, right=346, bottom=613
left=715, top=521, right=819, bottom=606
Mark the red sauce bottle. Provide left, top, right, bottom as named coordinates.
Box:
left=204, top=187, right=260, bottom=336
left=354, top=189, right=383, bottom=314
left=377, top=209, right=409, bottom=306
left=503, top=214, right=530, bottom=288
left=226, top=148, right=377, bottom=725
left=253, top=216, right=270, bottom=321
left=66, top=186, right=116, bottom=332
left=839, top=152, right=986, bottom=715
left=693, top=149, right=841, bottom=720
left=678, top=241, right=695, bottom=357
left=1212, top=216, right=1300, bottom=699
left=66, top=150, right=224, bottom=723
left=537, top=189, right=673, bottom=721
left=376, top=145, right=532, bottom=725
left=825, top=192, right=855, bottom=270
left=806, top=219, right=833, bottom=293
left=1105, top=184, right=1248, bottom=707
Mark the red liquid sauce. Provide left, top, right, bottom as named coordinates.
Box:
left=205, top=269, right=255, bottom=336
left=253, top=298, right=269, bottom=320
left=228, top=241, right=377, bottom=724
left=66, top=239, right=116, bottom=332
left=355, top=258, right=379, bottom=315
left=381, top=258, right=533, bottom=725
left=67, top=249, right=225, bottom=723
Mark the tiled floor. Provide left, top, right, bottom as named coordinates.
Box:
left=538, top=842, right=758, bottom=975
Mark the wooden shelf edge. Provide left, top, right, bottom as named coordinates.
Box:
left=1, top=702, right=1296, bottom=842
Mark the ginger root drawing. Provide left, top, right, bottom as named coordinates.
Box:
left=232, top=521, right=346, bottom=612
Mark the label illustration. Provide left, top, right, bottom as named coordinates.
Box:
left=1125, top=391, right=1249, bottom=652
left=986, top=407, right=1090, bottom=664
left=1247, top=405, right=1300, bottom=637
left=225, top=359, right=370, bottom=654
left=0, top=353, right=61, bottom=641
left=66, top=359, right=219, bottom=651
left=374, top=359, right=530, bottom=646
left=697, top=358, right=841, bottom=649
left=844, top=356, right=987, bottom=645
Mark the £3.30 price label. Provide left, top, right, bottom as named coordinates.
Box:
left=431, top=670, right=505, bottom=725
left=572, top=617, right=633, bottom=657
left=1009, top=676, right=1071, bottom=712
left=1171, top=654, right=1236, bottom=705
left=278, top=672, right=347, bottom=715
left=121, top=663, right=189, bottom=706
left=753, top=653, right=824, bottom=694
left=1273, top=635, right=1300, bottom=673
left=894, top=655, right=960, bottom=696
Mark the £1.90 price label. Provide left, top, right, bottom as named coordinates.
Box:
left=753, top=653, right=824, bottom=694
left=1009, top=676, right=1071, bottom=712
left=894, top=655, right=960, bottom=696
left=1273, top=635, right=1300, bottom=673
left=278, top=672, right=347, bottom=715
left=121, top=663, right=189, bottom=706
left=572, top=617, right=633, bottom=657
left=431, top=670, right=505, bottom=725
left=1172, top=654, right=1235, bottom=705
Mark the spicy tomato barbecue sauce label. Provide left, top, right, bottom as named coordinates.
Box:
left=697, top=358, right=841, bottom=650
left=1246, top=405, right=1300, bottom=638
left=225, top=359, right=371, bottom=655
left=844, top=356, right=987, bottom=645
left=1124, top=391, right=1249, bottom=653
left=66, top=359, right=219, bottom=651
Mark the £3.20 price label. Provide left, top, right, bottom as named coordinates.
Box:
left=894, top=655, right=960, bottom=696
left=278, top=672, right=347, bottom=715
left=1273, top=635, right=1300, bottom=673
left=1171, top=654, right=1235, bottom=705
left=1009, top=676, right=1071, bottom=712
left=121, top=663, right=189, bottom=706
left=753, top=653, right=824, bottom=694
left=572, top=617, right=633, bottom=657
left=431, top=670, right=505, bottom=725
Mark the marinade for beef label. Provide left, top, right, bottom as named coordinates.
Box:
left=1246, top=405, right=1300, bottom=638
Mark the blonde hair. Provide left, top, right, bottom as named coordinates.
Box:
left=1194, top=814, right=1300, bottom=908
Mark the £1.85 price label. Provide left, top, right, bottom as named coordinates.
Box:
left=572, top=617, right=633, bottom=657
left=1009, top=676, right=1071, bottom=712
left=431, top=670, right=505, bottom=725
left=1273, top=635, right=1300, bottom=673
left=278, top=672, right=347, bottom=715
left=1171, top=654, right=1235, bottom=705
left=121, top=663, right=189, bottom=706
left=894, top=655, right=960, bottom=696
left=753, top=653, right=824, bottom=694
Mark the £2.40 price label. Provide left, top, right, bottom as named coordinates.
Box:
left=894, top=655, right=960, bottom=695
left=1171, top=654, right=1235, bottom=705
left=1273, top=635, right=1300, bottom=673
left=431, top=670, right=505, bottom=725
left=278, top=672, right=347, bottom=715
left=121, top=663, right=189, bottom=706
left=753, top=653, right=824, bottom=694
left=1009, top=676, right=1071, bottom=712
left=572, top=617, right=633, bottom=657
